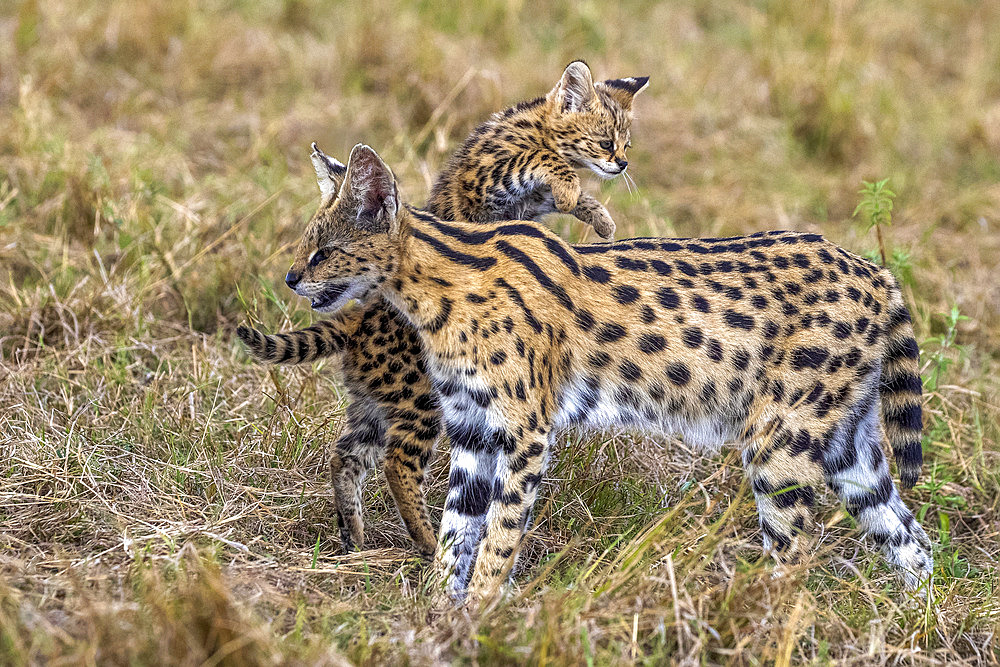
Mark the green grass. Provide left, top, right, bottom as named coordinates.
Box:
left=2, top=0, right=1000, bottom=664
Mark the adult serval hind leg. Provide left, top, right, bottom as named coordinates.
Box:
left=277, top=143, right=932, bottom=603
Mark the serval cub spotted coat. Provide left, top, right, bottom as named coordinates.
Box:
left=238, top=62, right=648, bottom=557
left=261, top=144, right=932, bottom=601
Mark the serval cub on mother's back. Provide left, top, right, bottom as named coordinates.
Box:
left=238, top=62, right=649, bottom=557
left=271, top=143, right=932, bottom=602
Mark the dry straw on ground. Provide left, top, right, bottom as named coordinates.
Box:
left=1, top=1, right=999, bottom=664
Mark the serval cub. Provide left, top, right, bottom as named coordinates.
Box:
left=428, top=59, right=649, bottom=239
left=274, top=143, right=932, bottom=602
left=237, top=62, right=649, bottom=557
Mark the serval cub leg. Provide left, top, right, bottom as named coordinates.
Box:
left=823, top=377, right=933, bottom=589
left=330, top=398, right=386, bottom=552
left=572, top=192, right=616, bottom=240
left=383, top=416, right=440, bottom=558
left=522, top=156, right=616, bottom=239
left=741, top=404, right=826, bottom=569
left=538, top=160, right=582, bottom=214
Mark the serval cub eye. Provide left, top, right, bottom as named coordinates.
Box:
left=287, top=143, right=931, bottom=604
left=239, top=62, right=649, bottom=560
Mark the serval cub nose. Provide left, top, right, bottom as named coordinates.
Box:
left=285, top=270, right=301, bottom=289
left=615, top=157, right=628, bottom=171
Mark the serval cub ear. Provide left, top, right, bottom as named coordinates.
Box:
left=597, top=76, right=650, bottom=111
left=549, top=61, right=650, bottom=115
left=552, top=60, right=599, bottom=113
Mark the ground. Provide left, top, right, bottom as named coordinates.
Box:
left=1, top=1, right=999, bottom=664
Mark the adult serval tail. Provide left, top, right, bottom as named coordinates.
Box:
left=879, top=277, right=924, bottom=488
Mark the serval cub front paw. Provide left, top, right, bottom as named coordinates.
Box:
left=550, top=177, right=582, bottom=213
left=585, top=201, right=616, bottom=240
left=573, top=195, right=616, bottom=240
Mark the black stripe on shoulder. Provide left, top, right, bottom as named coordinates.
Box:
left=432, top=220, right=581, bottom=276
left=430, top=220, right=542, bottom=244
left=430, top=220, right=498, bottom=244
left=495, top=278, right=543, bottom=333
left=495, top=240, right=574, bottom=312
left=411, top=228, right=496, bottom=270
left=542, top=237, right=580, bottom=276
left=407, top=206, right=439, bottom=223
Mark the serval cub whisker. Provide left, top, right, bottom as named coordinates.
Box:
left=263, top=143, right=932, bottom=602
left=238, top=61, right=648, bottom=557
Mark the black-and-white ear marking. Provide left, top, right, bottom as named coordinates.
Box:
left=602, top=76, right=650, bottom=97
left=345, top=144, right=399, bottom=233
left=555, top=60, right=597, bottom=113
left=311, top=142, right=347, bottom=205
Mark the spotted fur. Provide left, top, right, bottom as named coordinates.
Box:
left=261, top=144, right=931, bottom=602
left=237, top=62, right=649, bottom=557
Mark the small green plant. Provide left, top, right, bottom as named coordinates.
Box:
left=887, top=247, right=914, bottom=286
left=853, top=178, right=896, bottom=266
left=863, top=247, right=914, bottom=287
left=923, top=305, right=969, bottom=394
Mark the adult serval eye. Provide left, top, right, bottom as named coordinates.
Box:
left=598, top=139, right=613, bottom=151
left=309, top=249, right=328, bottom=267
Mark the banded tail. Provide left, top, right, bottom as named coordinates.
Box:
left=236, top=318, right=350, bottom=365
left=878, top=276, right=924, bottom=488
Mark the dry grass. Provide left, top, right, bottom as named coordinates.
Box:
left=2, top=0, right=999, bottom=664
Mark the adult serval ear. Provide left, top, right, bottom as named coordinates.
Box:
left=341, top=144, right=401, bottom=236
left=550, top=60, right=598, bottom=113
left=597, top=76, right=650, bottom=110
left=310, top=142, right=347, bottom=206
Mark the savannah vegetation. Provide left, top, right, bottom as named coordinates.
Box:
left=1, top=0, right=999, bottom=664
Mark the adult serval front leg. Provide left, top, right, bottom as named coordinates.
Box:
left=464, top=426, right=551, bottom=603
left=434, top=415, right=502, bottom=599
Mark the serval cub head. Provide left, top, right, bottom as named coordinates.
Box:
left=546, top=60, right=649, bottom=179
left=284, top=143, right=401, bottom=312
